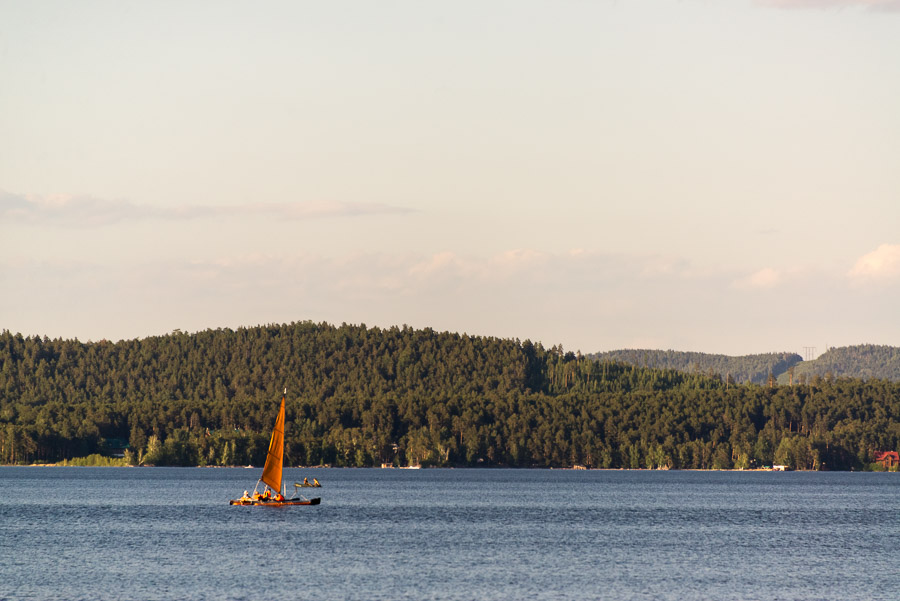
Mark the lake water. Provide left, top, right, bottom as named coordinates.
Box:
left=1, top=467, right=898, bottom=601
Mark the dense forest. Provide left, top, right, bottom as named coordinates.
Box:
left=1, top=323, right=899, bottom=471
left=587, top=349, right=803, bottom=385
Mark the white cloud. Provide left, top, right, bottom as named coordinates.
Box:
left=0, top=190, right=411, bottom=227
left=848, top=244, right=900, bottom=280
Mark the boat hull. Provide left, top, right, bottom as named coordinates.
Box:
left=230, top=497, right=321, bottom=506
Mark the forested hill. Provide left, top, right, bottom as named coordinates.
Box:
left=586, top=349, right=803, bottom=385
left=778, top=345, right=900, bottom=384
left=1, top=323, right=899, bottom=471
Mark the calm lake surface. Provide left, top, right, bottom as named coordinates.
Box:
left=1, top=467, right=898, bottom=601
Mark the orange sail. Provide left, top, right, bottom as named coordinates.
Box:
left=260, top=392, right=285, bottom=493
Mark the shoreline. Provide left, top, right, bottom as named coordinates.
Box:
left=9, top=463, right=891, bottom=472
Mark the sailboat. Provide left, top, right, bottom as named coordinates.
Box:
left=230, top=389, right=321, bottom=506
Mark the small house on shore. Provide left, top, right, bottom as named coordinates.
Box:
left=873, top=451, right=899, bottom=470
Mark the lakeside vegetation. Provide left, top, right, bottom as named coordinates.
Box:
left=1, top=323, right=899, bottom=470
left=55, top=453, right=129, bottom=467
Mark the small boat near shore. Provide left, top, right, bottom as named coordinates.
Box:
left=295, top=479, right=321, bottom=488
left=229, top=389, right=321, bottom=507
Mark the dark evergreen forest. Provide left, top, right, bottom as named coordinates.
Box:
left=1, top=323, right=898, bottom=470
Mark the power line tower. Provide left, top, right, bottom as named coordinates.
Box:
left=803, top=346, right=816, bottom=361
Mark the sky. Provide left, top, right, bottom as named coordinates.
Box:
left=1, top=0, right=899, bottom=357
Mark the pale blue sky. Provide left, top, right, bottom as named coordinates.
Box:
left=2, top=0, right=899, bottom=356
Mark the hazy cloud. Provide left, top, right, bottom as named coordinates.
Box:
left=757, top=0, right=900, bottom=10
left=5, top=247, right=898, bottom=354
left=0, top=191, right=160, bottom=226
left=401, top=250, right=698, bottom=291
left=733, top=267, right=782, bottom=290
left=0, top=190, right=411, bottom=227
left=848, top=244, right=900, bottom=280
left=408, top=251, right=472, bottom=280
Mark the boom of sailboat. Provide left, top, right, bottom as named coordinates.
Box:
left=230, top=389, right=321, bottom=507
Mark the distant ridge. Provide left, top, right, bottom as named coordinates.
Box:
left=587, top=344, right=900, bottom=384
left=589, top=345, right=900, bottom=384
left=776, top=344, right=900, bottom=384
left=586, top=349, right=802, bottom=385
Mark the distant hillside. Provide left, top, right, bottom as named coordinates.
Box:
left=1, top=324, right=899, bottom=470
left=776, top=344, right=900, bottom=384
left=587, top=349, right=803, bottom=385
left=591, top=345, right=900, bottom=384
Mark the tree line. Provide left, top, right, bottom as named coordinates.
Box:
left=1, top=323, right=898, bottom=470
